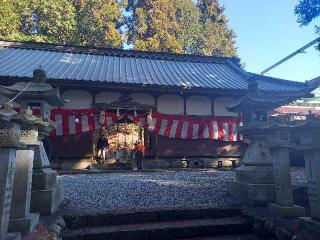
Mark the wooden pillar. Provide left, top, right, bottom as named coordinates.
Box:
left=154, top=95, right=159, bottom=160
left=211, top=97, right=215, bottom=116
left=183, top=95, right=187, bottom=115
left=91, top=90, right=96, bottom=161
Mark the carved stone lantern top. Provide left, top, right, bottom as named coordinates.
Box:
left=262, top=123, right=295, bottom=148
left=33, top=67, right=46, bottom=83
left=227, top=79, right=314, bottom=127
left=0, top=67, right=64, bottom=107
left=0, top=101, right=17, bottom=121
left=0, top=102, right=25, bottom=148
left=293, top=117, right=320, bottom=150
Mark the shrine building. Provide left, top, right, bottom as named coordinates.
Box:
left=0, top=40, right=313, bottom=169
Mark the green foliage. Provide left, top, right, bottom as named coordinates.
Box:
left=172, top=0, right=202, bottom=54
left=1, top=0, right=125, bottom=47
left=126, top=0, right=183, bottom=53
left=15, top=0, right=77, bottom=44
left=0, top=0, right=237, bottom=57
left=295, top=0, right=320, bottom=50
left=0, top=1, right=20, bottom=37
left=72, top=0, right=126, bottom=48
left=196, top=0, right=237, bottom=57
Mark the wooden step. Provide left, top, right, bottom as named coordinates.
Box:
left=64, top=208, right=241, bottom=229
left=62, top=216, right=252, bottom=240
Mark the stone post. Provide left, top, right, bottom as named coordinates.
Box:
left=30, top=128, right=63, bottom=216
left=8, top=120, right=39, bottom=234
left=266, top=127, right=305, bottom=218
left=297, top=126, right=320, bottom=234
left=0, top=106, right=22, bottom=240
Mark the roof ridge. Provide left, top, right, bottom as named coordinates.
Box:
left=248, top=72, right=307, bottom=86
left=0, top=39, right=237, bottom=64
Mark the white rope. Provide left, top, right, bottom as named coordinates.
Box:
left=9, top=81, right=32, bottom=103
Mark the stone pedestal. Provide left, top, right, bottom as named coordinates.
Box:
left=303, top=149, right=320, bottom=220
left=9, top=150, right=39, bottom=234
left=0, top=148, right=17, bottom=240
left=6, top=232, right=21, bottom=240
left=268, top=147, right=305, bottom=218
left=31, top=143, right=63, bottom=215
left=229, top=135, right=276, bottom=206
left=298, top=217, right=320, bottom=235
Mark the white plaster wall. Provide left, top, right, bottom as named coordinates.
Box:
left=95, top=91, right=121, bottom=103
left=158, top=95, right=184, bottom=114
left=214, top=97, right=238, bottom=116
left=131, top=93, right=155, bottom=105
left=62, top=90, right=92, bottom=109
left=186, top=95, right=211, bottom=116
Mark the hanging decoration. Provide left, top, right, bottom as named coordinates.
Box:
left=134, top=107, right=137, bottom=117
left=116, top=107, right=120, bottom=117
left=49, top=108, right=243, bottom=141
left=146, top=108, right=153, bottom=124
left=98, top=110, right=106, bottom=125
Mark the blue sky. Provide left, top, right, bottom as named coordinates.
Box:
left=219, top=0, right=320, bottom=82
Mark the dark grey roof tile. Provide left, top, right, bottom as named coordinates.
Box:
left=0, top=40, right=309, bottom=93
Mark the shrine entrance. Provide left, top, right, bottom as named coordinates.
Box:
left=105, top=121, right=144, bottom=161
left=92, top=95, right=154, bottom=168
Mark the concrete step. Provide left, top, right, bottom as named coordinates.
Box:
left=64, top=208, right=241, bottom=229
left=62, top=216, right=252, bottom=240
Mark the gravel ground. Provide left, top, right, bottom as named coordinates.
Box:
left=58, top=168, right=307, bottom=216
left=58, top=170, right=238, bottom=215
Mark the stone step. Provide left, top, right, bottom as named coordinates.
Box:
left=91, top=161, right=133, bottom=170
left=173, top=234, right=262, bottom=240
left=62, top=216, right=251, bottom=240
left=64, top=208, right=241, bottom=229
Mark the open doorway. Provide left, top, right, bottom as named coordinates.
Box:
left=93, top=118, right=145, bottom=168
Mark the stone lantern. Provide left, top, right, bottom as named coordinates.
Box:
left=0, top=102, right=23, bottom=240
left=7, top=107, right=40, bottom=235
left=294, top=118, right=320, bottom=235
left=264, top=123, right=305, bottom=218
left=0, top=67, right=65, bottom=216
left=227, top=79, right=298, bottom=206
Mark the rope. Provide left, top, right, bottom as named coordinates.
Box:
left=9, top=81, right=32, bottom=103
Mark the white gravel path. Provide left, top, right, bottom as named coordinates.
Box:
left=58, top=170, right=239, bottom=215
left=57, top=168, right=307, bottom=216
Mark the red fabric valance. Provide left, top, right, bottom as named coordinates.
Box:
left=49, top=109, right=242, bottom=141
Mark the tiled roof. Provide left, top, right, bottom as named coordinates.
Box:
left=0, top=40, right=310, bottom=92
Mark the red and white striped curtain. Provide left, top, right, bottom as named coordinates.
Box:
left=50, top=109, right=243, bottom=141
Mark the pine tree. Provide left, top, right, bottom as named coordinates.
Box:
left=196, top=0, right=237, bottom=57
left=126, top=0, right=183, bottom=53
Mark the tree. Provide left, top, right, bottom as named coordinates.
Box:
left=295, top=0, right=320, bottom=50
left=196, top=0, right=237, bottom=57
left=72, top=0, right=126, bottom=48
left=172, top=0, right=202, bottom=54
left=0, top=1, right=20, bottom=37
left=13, top=0, right=77, bottom=44
left=126, top=0, right=183, bottom=53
